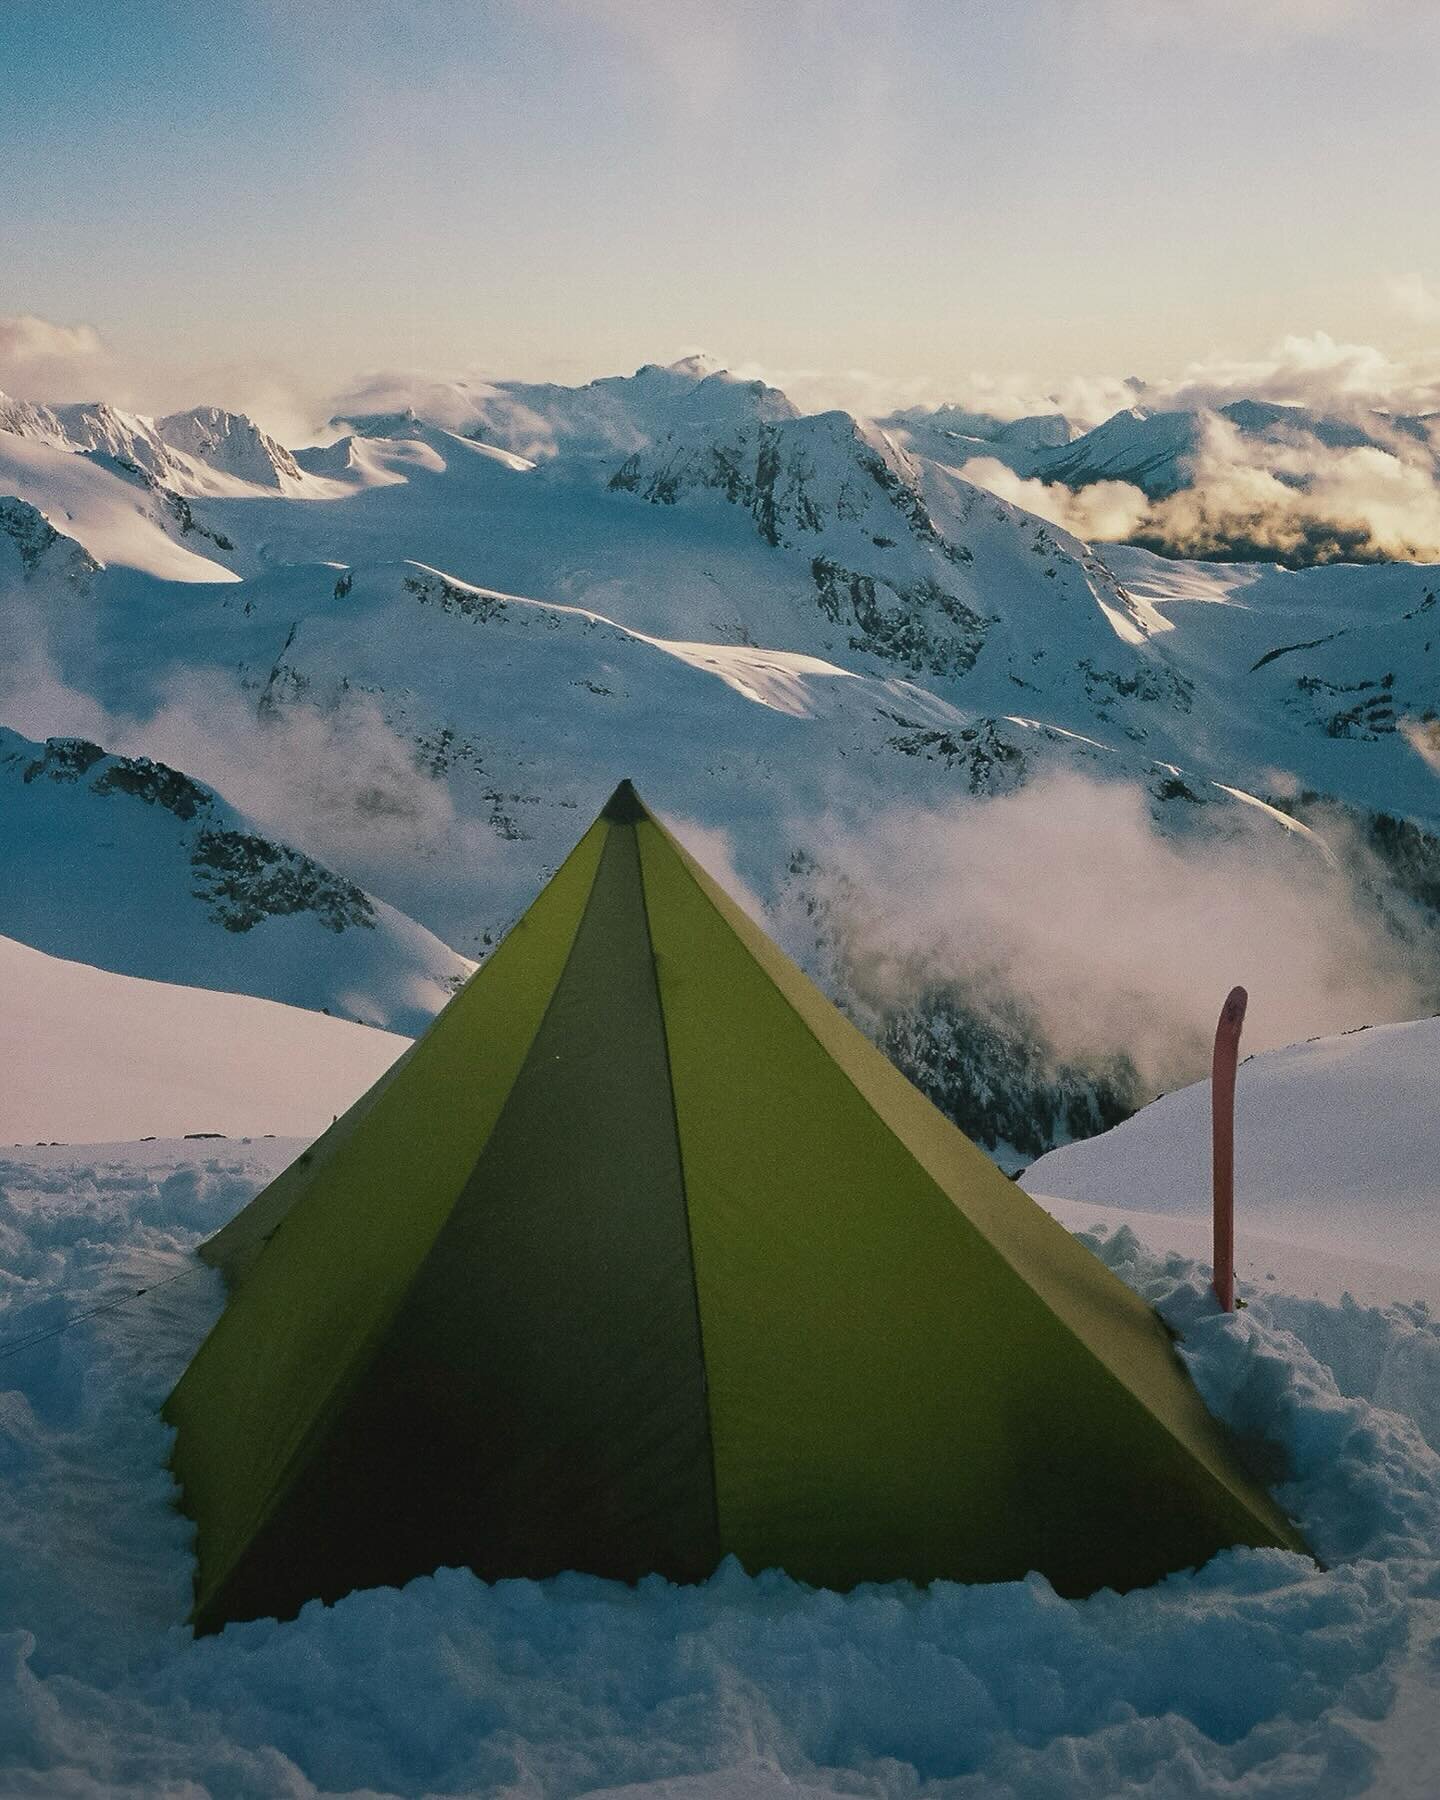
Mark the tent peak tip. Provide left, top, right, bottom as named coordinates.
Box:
left=601, top=778, right=649, bottom=824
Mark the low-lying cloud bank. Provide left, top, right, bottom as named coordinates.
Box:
left=964, top=409, right=1440, bottom=565
left=785, top=772, right=1434, bottom=1101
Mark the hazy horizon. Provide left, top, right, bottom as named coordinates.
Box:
left=6, top=0, right=1440, bottom=437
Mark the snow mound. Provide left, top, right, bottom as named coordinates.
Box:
left=0, top=1144, right=1436, bottom=1796
left=1023, top=1016, right=1440, bottom=1276
left=0, top=935, right=409, bottom=1142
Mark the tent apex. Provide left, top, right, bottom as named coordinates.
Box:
left=601, top=778, right=649, bottom=823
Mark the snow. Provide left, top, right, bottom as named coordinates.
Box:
left=0, top=433, right=237, bottom=582
left=1, top=1130, right=1437, bottom=1795
left=0, top=934, right=409, bottom=1143
left=1022, top=1016, right=1440, bottom=1278
left=0, top=726, right=473, bottom=1035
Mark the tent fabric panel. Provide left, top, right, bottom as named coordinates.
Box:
left=199, top=1034, right=424, bottom=1286
left=636, top=817, right=1300, bottom=1590
left=637, top=811, right=1301, bottom=1554
left=166, top=816, right=610, bottom=1626
left=191, top=818, right=718, bottom=1629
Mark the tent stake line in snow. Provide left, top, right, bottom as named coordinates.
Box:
left=1212, top=986, right=1247, bottom=1314
left=164, top=782, right=1306, bottom=1633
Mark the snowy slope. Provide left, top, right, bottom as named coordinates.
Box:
left=0, top=1123, right=1436, bottom=1794
left=1106, top=544, right=1440, bottom=825
left=1023, top=1015, right=1440, bottom=1286
left=0, top=934, right=408, bottom=1142
left=0, top=728, right=471, bottom=1033
left=5, top=355, right=1439, bottom=1158
left=0, top=435, right=237, bottom=581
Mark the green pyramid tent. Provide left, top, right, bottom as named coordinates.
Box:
left=165, top=781, right=1304, bottom=1633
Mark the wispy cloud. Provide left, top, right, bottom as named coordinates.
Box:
left=0, top=314, right=106, bottom=398
left=956, top=458, right=1150, bottom=542
left=1089, top=0, right=1374, bottom=46
left=1386, top=273, right=1440, bottom=325
left=790, top=771, right=1429, bottom=1095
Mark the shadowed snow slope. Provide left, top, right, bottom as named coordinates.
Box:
left=0, top=935, right=408, bottom=1143
left=0, top=727, right=471, bottom=1034
left=0, top=1134, right=1436, bottom=1795
left=1023, top=1015, right=1440, bottom=1279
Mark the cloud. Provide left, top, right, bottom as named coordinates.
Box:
left=957, top=457, right=1150, bottom=542
left=326, top=369, right=562, bottom=459
left=942, top=350, right=1440, bottom=565
left=789, top=771, right=1429, bottom=1097
left=0, top=312, right=330, bottom=446
left=0, top=314, right=106, bottom=398
left=1387, top=273, right=1440, bottom=325
left=1157, top=332, right=1440, bottom=416
left=1130, top=414, right=1440, bottom=563
left=887, top=334, right=1440, bottom=437
left=1400, top=717, right=1440, bottom=778
left=660, top=814, right=768, bottom=924
left=0, top=602, right=497, bottom=920
left=542, top=0, right=749, bottom=116
left=122, top=673, right=467, bottom=874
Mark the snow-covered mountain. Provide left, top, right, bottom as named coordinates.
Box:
left=331, top=354, right=799, bottom=460
left=888, top=396, right=1440, bottom=502
left=0, top=727, right=470, bottom=1033
left=0, top=391, right=303, bottom=493
left=4, top=355, right=1438, bottom=1157
left=878, top=403, right=1078, bottom=475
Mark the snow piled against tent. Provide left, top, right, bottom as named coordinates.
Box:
left=2, top=1141, right=1438, bottom=1798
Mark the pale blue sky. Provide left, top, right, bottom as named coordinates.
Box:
left=4, top=0, right=1440, bottom=420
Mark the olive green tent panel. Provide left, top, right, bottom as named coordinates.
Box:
left=634, top=816, right=1302, bottom=1593
left=181, top=819, right=718, bottom=1633
left=164, top=816, right=610, bottom=1624
left=166, top=780, right=1305, bottom=1634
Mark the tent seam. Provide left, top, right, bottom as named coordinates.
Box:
left=632, top=822, right=726, bottom=1576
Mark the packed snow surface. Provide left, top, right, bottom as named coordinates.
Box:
left=0, top=934, right=409, bottom=1143
left=1024, top=1016, right=1440, bottom=1281
left=1, top=1128, right=1437, bottom=1796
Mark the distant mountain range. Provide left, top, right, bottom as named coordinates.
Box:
left=884, top=395, right=1440, bottom=501
left=3, top=356, right=1437, bottom=1159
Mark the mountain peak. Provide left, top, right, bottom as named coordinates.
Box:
left=665, top=352, right=725, bottom=380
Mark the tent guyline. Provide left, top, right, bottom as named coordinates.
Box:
left=164, top=779, right=1307, bottom=1634
left=0, top=1262, right=214, bottom=1364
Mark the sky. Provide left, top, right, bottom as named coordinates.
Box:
left=4, top=0, right=1440, bottom=428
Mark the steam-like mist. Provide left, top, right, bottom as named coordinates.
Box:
left=964, top=413, right=1440, bottom=566
left=955, top=458, right=1150, bottom=542
left=120, top=673, right=471, bottom=872
left=785, top=772, right=1430, bottom=1095
left=0, top=615, right=499, bottom=933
